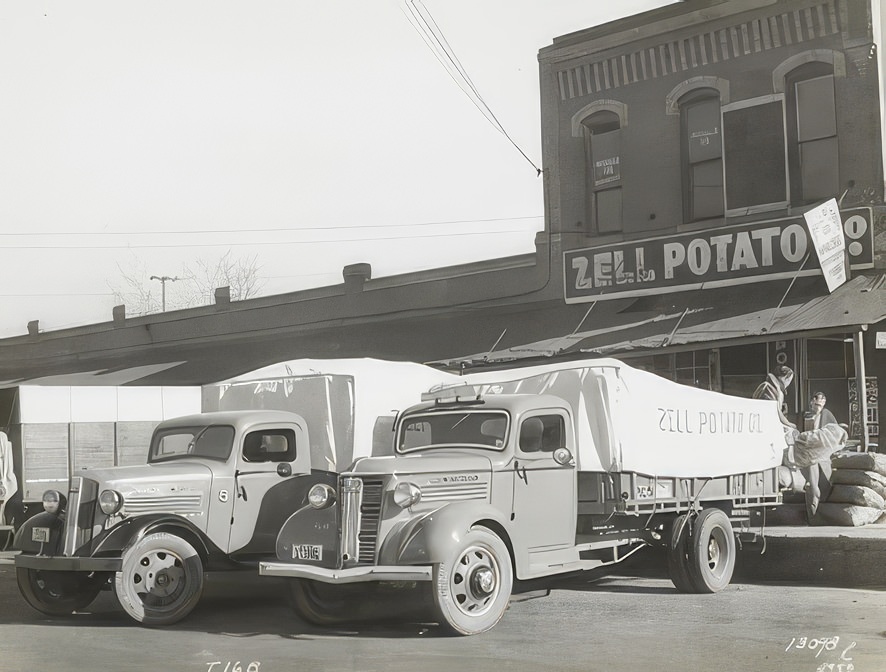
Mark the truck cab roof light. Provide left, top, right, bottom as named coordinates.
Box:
left=421, top=384, right=484, bottom=405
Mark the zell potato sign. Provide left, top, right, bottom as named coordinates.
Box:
left=564, top=208, right=873, bottom=303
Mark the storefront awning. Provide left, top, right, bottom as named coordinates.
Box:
left=439, top=273, right=886, bottom=367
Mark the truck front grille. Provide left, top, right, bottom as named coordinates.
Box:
left=64, top=477, right=99, bottom=556
left=357, top=480, right=384, bottom=564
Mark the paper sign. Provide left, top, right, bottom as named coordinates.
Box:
left=877, top=332, right=886, bottom=349
left=804, top=198, right=847, bottom=292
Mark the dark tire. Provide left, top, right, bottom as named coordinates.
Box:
left=288, top=579, right=434, bottom=627
left=687, top=508, right=735, bottom=593
left=114, top=532, right=204, bottom=626
left=666, top=514, right=696, bottom=593
left=288, top=579, right=397, bottom=626
left=430, top=526, right=512, bottom=636
left=16, top=567, right=106, bottom=616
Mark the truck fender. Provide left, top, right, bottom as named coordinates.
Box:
left=379, top=501, right=512, bottom=567
left=13, top=511, right=64, bottom=555
left=87, top=515, right=215, bottom=562
left=274, top=503, right=338, bottom=564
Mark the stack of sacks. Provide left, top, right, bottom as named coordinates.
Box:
left=814, top=451, right=886, bottom=526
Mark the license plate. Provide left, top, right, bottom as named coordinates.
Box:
left=291, top=544, right=322, bottom=561
left=31, top=527, right=50, bottom=543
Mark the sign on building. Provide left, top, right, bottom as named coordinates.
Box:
left=564, top=208, right=874, bottom=303
left=803, top=198, right=847, bottom=292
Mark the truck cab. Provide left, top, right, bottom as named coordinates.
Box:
left=14, top=409, right=334, bottom=626
left=261, top=391, right=597, bottom=635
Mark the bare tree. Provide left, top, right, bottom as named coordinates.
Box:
left=178, top=251, right=265, bottom=308
left=109, top=254, right=162, bottom=316
left=109, top=251, right=265, bottom=316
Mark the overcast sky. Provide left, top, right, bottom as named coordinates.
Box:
left=0, top=0, right=674, bottom=338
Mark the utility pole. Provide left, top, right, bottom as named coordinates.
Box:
left=149, top=275, right=180, bottom=312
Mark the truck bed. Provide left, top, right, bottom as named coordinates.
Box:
left=577, top=468, right=782, bottom=517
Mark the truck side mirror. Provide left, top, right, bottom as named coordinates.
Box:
left=276, top=463, right=292, bottom=477
left=553, top=447, right=574, bottom=466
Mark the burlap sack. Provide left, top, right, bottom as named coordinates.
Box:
left=812, top=503, right=884, bottom=526
left=826, top=484, right=886, bottom=509
left=831, top=452, right=886, bottom=477
left=830, top=469, right=886, bottom=500
left=793, top=424, right=847, bottom=467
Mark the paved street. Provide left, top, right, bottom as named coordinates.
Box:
left=1, top=561, right=884, bottom=672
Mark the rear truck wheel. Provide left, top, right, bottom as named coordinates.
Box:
left=431, top=526, right=512, bottom=636
left=114, top=532, right=204, bottom=626
left=666, top=514, right=696, bottom=593
left=687, top=508, right=735, bottom=593
left=16, top=568, right=106, bottom=616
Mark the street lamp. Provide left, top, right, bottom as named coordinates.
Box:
left=149, top=275, right=180, bottom=312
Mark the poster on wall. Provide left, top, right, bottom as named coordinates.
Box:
left=848, top=376, right=878, bottom=441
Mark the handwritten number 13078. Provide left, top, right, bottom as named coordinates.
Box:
left=785, top=637, right=855, bottom=660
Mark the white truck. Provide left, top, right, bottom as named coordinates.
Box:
left=12, top=359, right=458, bottom=626
left=260, top=358, right=787, bottom=635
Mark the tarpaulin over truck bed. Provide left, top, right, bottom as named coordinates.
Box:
left=455, top=358, right=786, bottom=478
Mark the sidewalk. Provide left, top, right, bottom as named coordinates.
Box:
left=735, top=522, right=886, bottom=588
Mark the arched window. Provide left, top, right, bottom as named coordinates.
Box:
left=679, top=88, right=723, bottom=222
left=785, top=62, right=838, bottom=205
left=581, top=110, right=622, bottom=234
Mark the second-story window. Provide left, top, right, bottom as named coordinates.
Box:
left=786, top=64, right=838, bottom=205
left=582, top=111, right=622, bottom=234
left=680, top=89, right=724, bottom=222
left=722, top=95, right=788, bottom=215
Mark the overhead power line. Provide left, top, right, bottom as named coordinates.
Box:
left=0, top=292, right=115, bottom=297
left=0, top=227, right=536, bottom=250
left=0, top=215, right=543, bottom=238
left=401, top=0, right=541, bottom=175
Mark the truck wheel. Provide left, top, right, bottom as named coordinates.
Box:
left=114, top=532, right=204, bottom=626
left=287, top=579, right=367, bottom=626
left=431, top=526, right=512, bottom=636
left=666, top=514, right=696, bottom=593
left=16, top=568, right=106, bottom=616
left=687, top=508, right=735, bottom=593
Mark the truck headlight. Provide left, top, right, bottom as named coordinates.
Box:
left=42, top=490, right=67, bottom=514
left=99, top=489, right=124, bottom=515
left=393, top=482, right=422, bottom=509
left=308, top=483, right=336, bottom=509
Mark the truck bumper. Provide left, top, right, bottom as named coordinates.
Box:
left=259, top=562, right=432, bottom=584
left=15, top=554, right=122, bottom=572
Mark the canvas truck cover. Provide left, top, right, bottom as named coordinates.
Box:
left=455, top=358, right=785, bottom=478
left=206, top=358, right=460, bottom=471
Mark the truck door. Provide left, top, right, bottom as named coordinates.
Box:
left=226, top=424, right=313, bottom=555
left=511, top=413, right=576, bottom=557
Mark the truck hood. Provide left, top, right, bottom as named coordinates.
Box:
left=77, top=462, right=213, bottom=518
left=349, top=452, right=494, bottom=504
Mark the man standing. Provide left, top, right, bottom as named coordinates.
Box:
left=753, top=365, right=797, bottom=429
left=803, top=391, right=838, bottom=430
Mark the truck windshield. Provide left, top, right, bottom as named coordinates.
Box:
left=148, top=425, right=236, bottom=463
left=397, top=411, right=508, bottom=453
